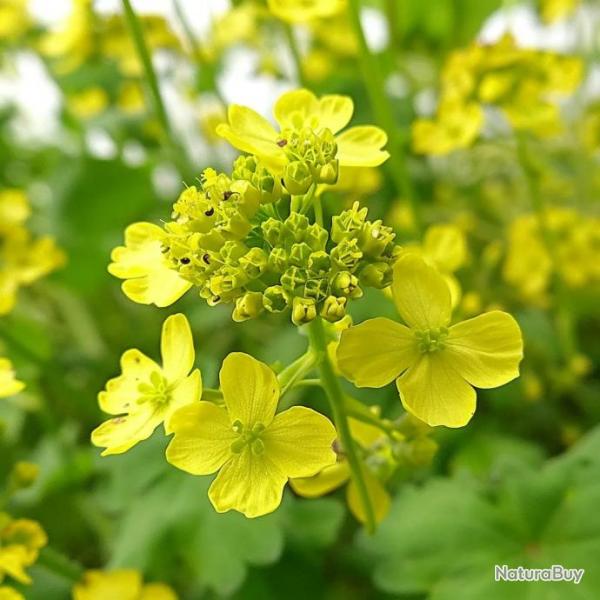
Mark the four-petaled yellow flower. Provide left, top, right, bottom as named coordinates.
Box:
left=0, top=518, right=47, bottom=586
left=166, top=352, right=337, bottom=518
left=73, top=569, right=177, bottom=600
left=108, top=222, right=192, bottom=308
left=92, top=314, right=201, bottom=456
left=0, top=359, right=24, bottom=399
left=216, top=89, right=390, bottom=180
left=337, top=254, right=523, bottom=427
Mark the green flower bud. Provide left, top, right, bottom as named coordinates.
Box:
left=232, top=291, right=264, bottom=322
left=358, top=220, right=395, bottom=258
left=268, top=247, right=288, bottom=272
left=304, top=277, right=329, bottom=302
left=330, top=238, right=362, bottom=270
left=281, top=266, right=308, bottom=294
left=220, top=241, right=247, bottom=262
left=315, top=159, right=339, bottom=185
left=304, top=223, right=328, bottom=251
left=292, top=296, right=317, bottom=326
left=289, top=243, right=312, bottom=267
left=331, top=271, right=362, bottom=298
left=283, top=161, right=312, bottom=195
left=263, top=285, right=289, bottom=312
left=359, top=262, right=392, bottom=288
left=209, top=267, right=246, bottom=297
left=283, top=213, right=310, bottom=242
left=308, top=251, right=330, bottom=273
left=321, top=296, right=347, bottom=322
left=261, top=218, right=283, bottom=246
left=239, top=248, right=267, bottom=279
left=331, top=202, right=368, bottom=243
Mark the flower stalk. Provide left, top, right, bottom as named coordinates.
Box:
left=307, top=317, right=377, bottom=533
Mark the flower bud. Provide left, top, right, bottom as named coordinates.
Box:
left=292, top=297, right=317, bottom=326
left=308, top=251, right=330, bottom=273
left=283, top=213, right=310, bottom=242
left=304, top=277, right=329, bottom=301
left=330, top=238, right=362, bottom=270
left=283, top=161, right=313, bottom=195
left=232, top=292, right=264, bottom=322
left=9, top=462, right=39, bottom=490
left=358, top=220, right=395, bottom=258
left=321, top=296, right=347, bottom=322
left=315, top=159, right=339, bottom=185
left=359, top=262, right=392, bottom=288
left=268, top=247, right=288, bottom=272
left=331, top=202, right=368, bottom=243
left=263, top=285, right=289, bottom=312
left=331, top=271, right=362, bottom=298
left=261, top=218, right=283, bottom=246
left=281, top=267, right=308, bottom=294
left=304, top=223, right=328, bottom=251
left=289, top=243, right=312, bottom=268
left=239, top=248, right=267, bottom=279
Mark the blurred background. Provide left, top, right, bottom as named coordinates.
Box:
left=0, top=0, right=599, bottom=598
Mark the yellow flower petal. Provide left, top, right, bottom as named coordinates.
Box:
left=161, top=313, right=194, bottom=382
left=274, top=89, right=319, bottom=129
left=73, top=570, right=142, bottom=600
left=216, top=105, right=282, bottom=167
left=263, top=406, right=337, bottom=478
left=0, top=358, right=25, bottom=398
left=337, top=317, right=418, bottom=388
left=91, top=410, right=163, bottom=456
left=317, top=95, right=354, bottom=134
left=164, top=369, right=202, bottom=434
left=445, top=311, right=523, bottom=389
left=121, top=268, right=191, bottom=308
left=166, top=402, right=234, bottom=475
left=336, top=126, right=390, bottom=167
left=98, top=349, right=159, bottom=415
left=346, top=469, right=391, bottom=524
left=397, top=352, right=476, bottom=428
left=139, top=583, right=178, bottom=600
left=0, top=586, right=25, bottom=600
left=289, top=462, right=350, bottom=497
left=208, top=448, right=287, bottom=518
left=0, top=546, right=32, bottom=584
left=220, top=352, right=279, bottom=428
left=392, top=254, right=452, bottom=330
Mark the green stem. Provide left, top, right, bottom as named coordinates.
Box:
left=202, top=388, right=224, bottom=403
left=172, top=0, right=226, bottom=106
left=313, top=193, right=323, bottom=227
left=307, top=317, right=376, bottom=533
left=278, top=350, right=317, bottom=396
left=283, top=23, right=307, bottom=87
left=347, top=0, right=421, bottom=232
left=292, top=378, right=322, bottom=389
left=37, top=547, right=84, bottom=583
left=121, top=0, right=190, bottom=174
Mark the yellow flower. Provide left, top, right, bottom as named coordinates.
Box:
left=108, top=222, right=192, bottom=307
left=0, top=190, right=30, bottom=230
left=290, top=417, right=391, bottom=524
left=0, top=587, right=24, bottom=600
left=267, top=0, right=346, bottom=23
left=539, top=0, right=579, bottom=23
left=73, top=570, right=177, bottom=600
left=92, top=314, right=201, bottom=456
left=0, top=0, right=29, bottom=42
left=117, top=82, right=146, bottom=115
left=67, top=87, right=109, bottom=119
left=216, top=89, right=390, bottom=176
left=167, top=352, right=337, bottom=518
left=0, top=518, right=47, bottom=585
left=337, top=254, right=523, bottom=427
left=0, top=359, right=24, bottom=398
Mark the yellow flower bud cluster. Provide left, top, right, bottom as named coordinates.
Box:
left=413, top=34, right=583, bottom=155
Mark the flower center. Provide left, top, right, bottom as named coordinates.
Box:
left=136, top=371, right=172, bottom=407
left=230, top=420, right=266, bottom=455
left=415, top=327, right=448, bottom=353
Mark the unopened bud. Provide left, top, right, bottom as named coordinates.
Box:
left=232, top=292, right=264, bottom=322
left=263, top=285, right=289, bottom=312
left=321, top=296, right=347, bottom=322
left=291, top=297, right=317, bottom=326
left=283, top=161, right=312, bottom=195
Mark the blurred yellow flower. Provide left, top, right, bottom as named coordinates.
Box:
left=0, top=587, right=24, bottom=600
left=539, top=0, right=579, bottom=23
left=268, top=0, right=346, bottom=23
left=0, top=0, right=30, bottom=42
left=0, top=518, right=47, bottom=586
left=0, top=190, right=30, bottom=230
left=337, top=254, right=523, bottom=427
left=167, top=352, right=337, bottom=518
left=108, top=222, right=192, bottom=307
left=216, top=89, right=390, bottom=189
left=73, top=570, right=177, bottom=600
left=92, top=314, right=201, bottom=456
left=67, top=87, right=109, bottom=119
left=291, top=417, right=391, bottom=524
left=0, top=359, right=24, bottom=398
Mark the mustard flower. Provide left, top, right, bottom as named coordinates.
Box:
left=267, top=0, right=346, bottom=23
left=73, top=570, right=177, bottom=600
left=167, top=352, right=337, bottom=518
left=0, top=587, right=24, bottom=600
left=0, top=518, right=47, bottom=586
left=337, top=254, right=523, bottom=427
left=216, top=89, right=390, bottom=183
left=108, top=222, right=192, bottom=308
left=92, top=314, right=201, bottom=456
left=0, top=359, right=24, bottom=399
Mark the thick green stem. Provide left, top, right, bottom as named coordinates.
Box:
left=347, top=0, right=421, bottom=232
left=283, top=24, right=307, bottom=87
left=307, top=317, right=376, bottom=533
